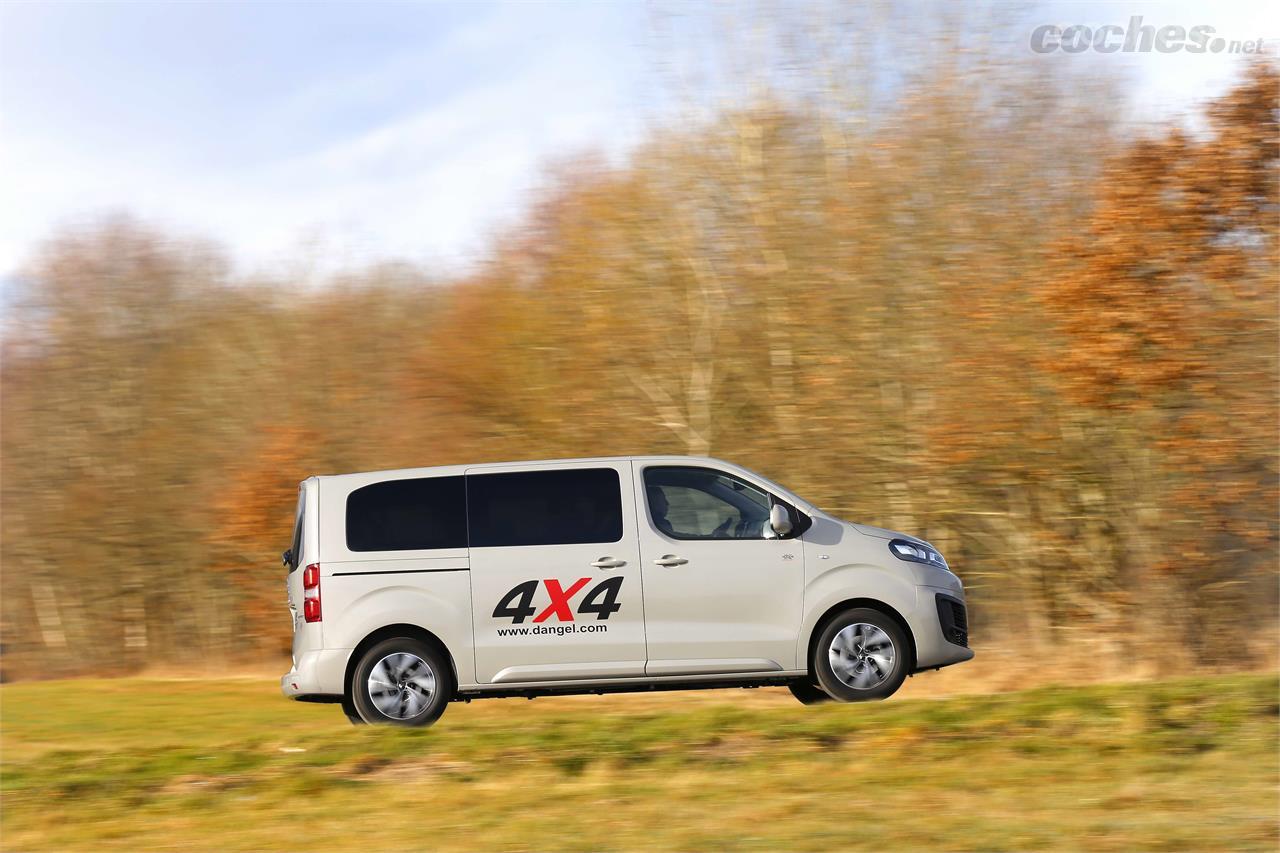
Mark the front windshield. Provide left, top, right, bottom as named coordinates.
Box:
left=723, top=465, right=820, bottom=516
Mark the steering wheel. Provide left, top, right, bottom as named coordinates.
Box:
left=712, top=516, right=734, bottom=537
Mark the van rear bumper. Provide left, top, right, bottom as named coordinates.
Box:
left=280, top=648, right=350, bottom=698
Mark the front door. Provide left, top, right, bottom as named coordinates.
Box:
left=634, top=464, right=804, bottom=675
left=468, top=462, right=647, bottom=684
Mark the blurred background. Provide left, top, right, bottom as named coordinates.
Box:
left=2, top=0, right=1275, bottom=683
left=0, top=1, right=1277, bottom=848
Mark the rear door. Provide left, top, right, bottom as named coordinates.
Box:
left=467, top=462, right=647, bottom=684
left=285, top=478, right=321, bottom=655
left=285, top=488, right=305, bottom=636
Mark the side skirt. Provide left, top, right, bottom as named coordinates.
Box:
left=454, top=671, right=808, bottom=701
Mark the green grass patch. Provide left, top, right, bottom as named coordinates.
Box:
left=1, top=674, right=1277, bottom=850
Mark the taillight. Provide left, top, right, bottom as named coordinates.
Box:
left=302, top=563, right=321, bottom=623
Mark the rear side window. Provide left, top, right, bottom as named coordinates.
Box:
left=288, top=491, right=304, bottom=572
left=467, top=468, right=622, bottom=547
left=346, top=476, right=467, bottom=552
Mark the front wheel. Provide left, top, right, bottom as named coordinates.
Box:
left=812, top=608, right=909, bottom=702
left=788, top=680, right=832, bottom=705
left=350, top=638, right=452, bottom=726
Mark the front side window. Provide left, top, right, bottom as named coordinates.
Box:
left=644, top=466, right=775, bottom=540
left=467, top=468, right=622, bottom=547
left=346, top=476, right=467, bottom=552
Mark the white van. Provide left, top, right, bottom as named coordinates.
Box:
left=281, top=456, right=972, bottom=725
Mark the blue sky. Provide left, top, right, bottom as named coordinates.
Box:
left=1, top=1, right=653, bottom=276
left=1, top=1, right=1275, bottom=279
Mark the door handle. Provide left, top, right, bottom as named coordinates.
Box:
left=653, top=555, right=688, bottom=567
left=591, top=557, right=627, bottom=569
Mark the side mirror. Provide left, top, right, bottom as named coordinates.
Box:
left=282, top=549, right=292, bottom=568
left=770, top=503, right=793, bottom=538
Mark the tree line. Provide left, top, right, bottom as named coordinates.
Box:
left=1, top=48, right=1274, bottom=680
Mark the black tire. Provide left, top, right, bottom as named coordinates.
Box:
left=788, top=680, right=832, bottom=705
left=812, top=608, right=909, bottom=702
left=341, top=693, right=366, bottom=725
left=350, top=637, right=452, bottom=726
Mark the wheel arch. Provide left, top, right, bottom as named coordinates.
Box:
left=806, top=598, right=917, bottom=678
left=343, top=623, right=459, bottom=699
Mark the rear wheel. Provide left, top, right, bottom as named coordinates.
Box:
left=350, top=638, right=452, bottom=726
left=812, top=608, right=909, bottom=702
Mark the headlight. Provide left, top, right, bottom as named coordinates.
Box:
left=888, top=538, right=948, bottom=569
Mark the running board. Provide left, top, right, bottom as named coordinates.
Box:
left=455, top=670, right=807, bottom=701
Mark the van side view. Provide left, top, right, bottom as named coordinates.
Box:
left=281, top=456, right=973, bottom=725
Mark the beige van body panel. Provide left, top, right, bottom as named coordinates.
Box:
left=631, top=459, right=805, bottom=674
left=466, top=459, right=647, bottom=685
left=285, top=477, right=322, bottom=665
left=304, top=466, right=476, bottom=693
left=799, top=513, right=973, bottom=671
left=321, top=569, right=476, bottom=686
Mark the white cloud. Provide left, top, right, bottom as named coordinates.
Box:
left=3, top=1, right=1273, bottom=282
left=0, top=3, right=647, bottom=279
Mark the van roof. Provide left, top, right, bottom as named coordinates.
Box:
left=305, top=455, right=819, bottom=515
left=310, top=455, right=737, bottom=485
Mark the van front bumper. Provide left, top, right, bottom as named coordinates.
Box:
left=280, top=648, right=350, bottom=698
left=910, top=585, right=975, bottom=670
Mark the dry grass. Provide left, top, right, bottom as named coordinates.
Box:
left=1, top=672, right=1277, bottom=851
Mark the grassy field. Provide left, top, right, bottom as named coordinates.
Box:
left=1, top=673, right=1276, bottom=851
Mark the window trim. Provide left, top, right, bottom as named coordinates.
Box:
left=641, top=464, right=807, bottom=542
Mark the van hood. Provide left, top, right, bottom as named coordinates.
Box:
left=849, top=522, right=929, bottom=547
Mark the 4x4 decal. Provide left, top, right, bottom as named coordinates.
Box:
left=493, top=576, right=623, bottom=624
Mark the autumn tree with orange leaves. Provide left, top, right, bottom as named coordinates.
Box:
left=1037, top=64, right=1278, bottom=667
